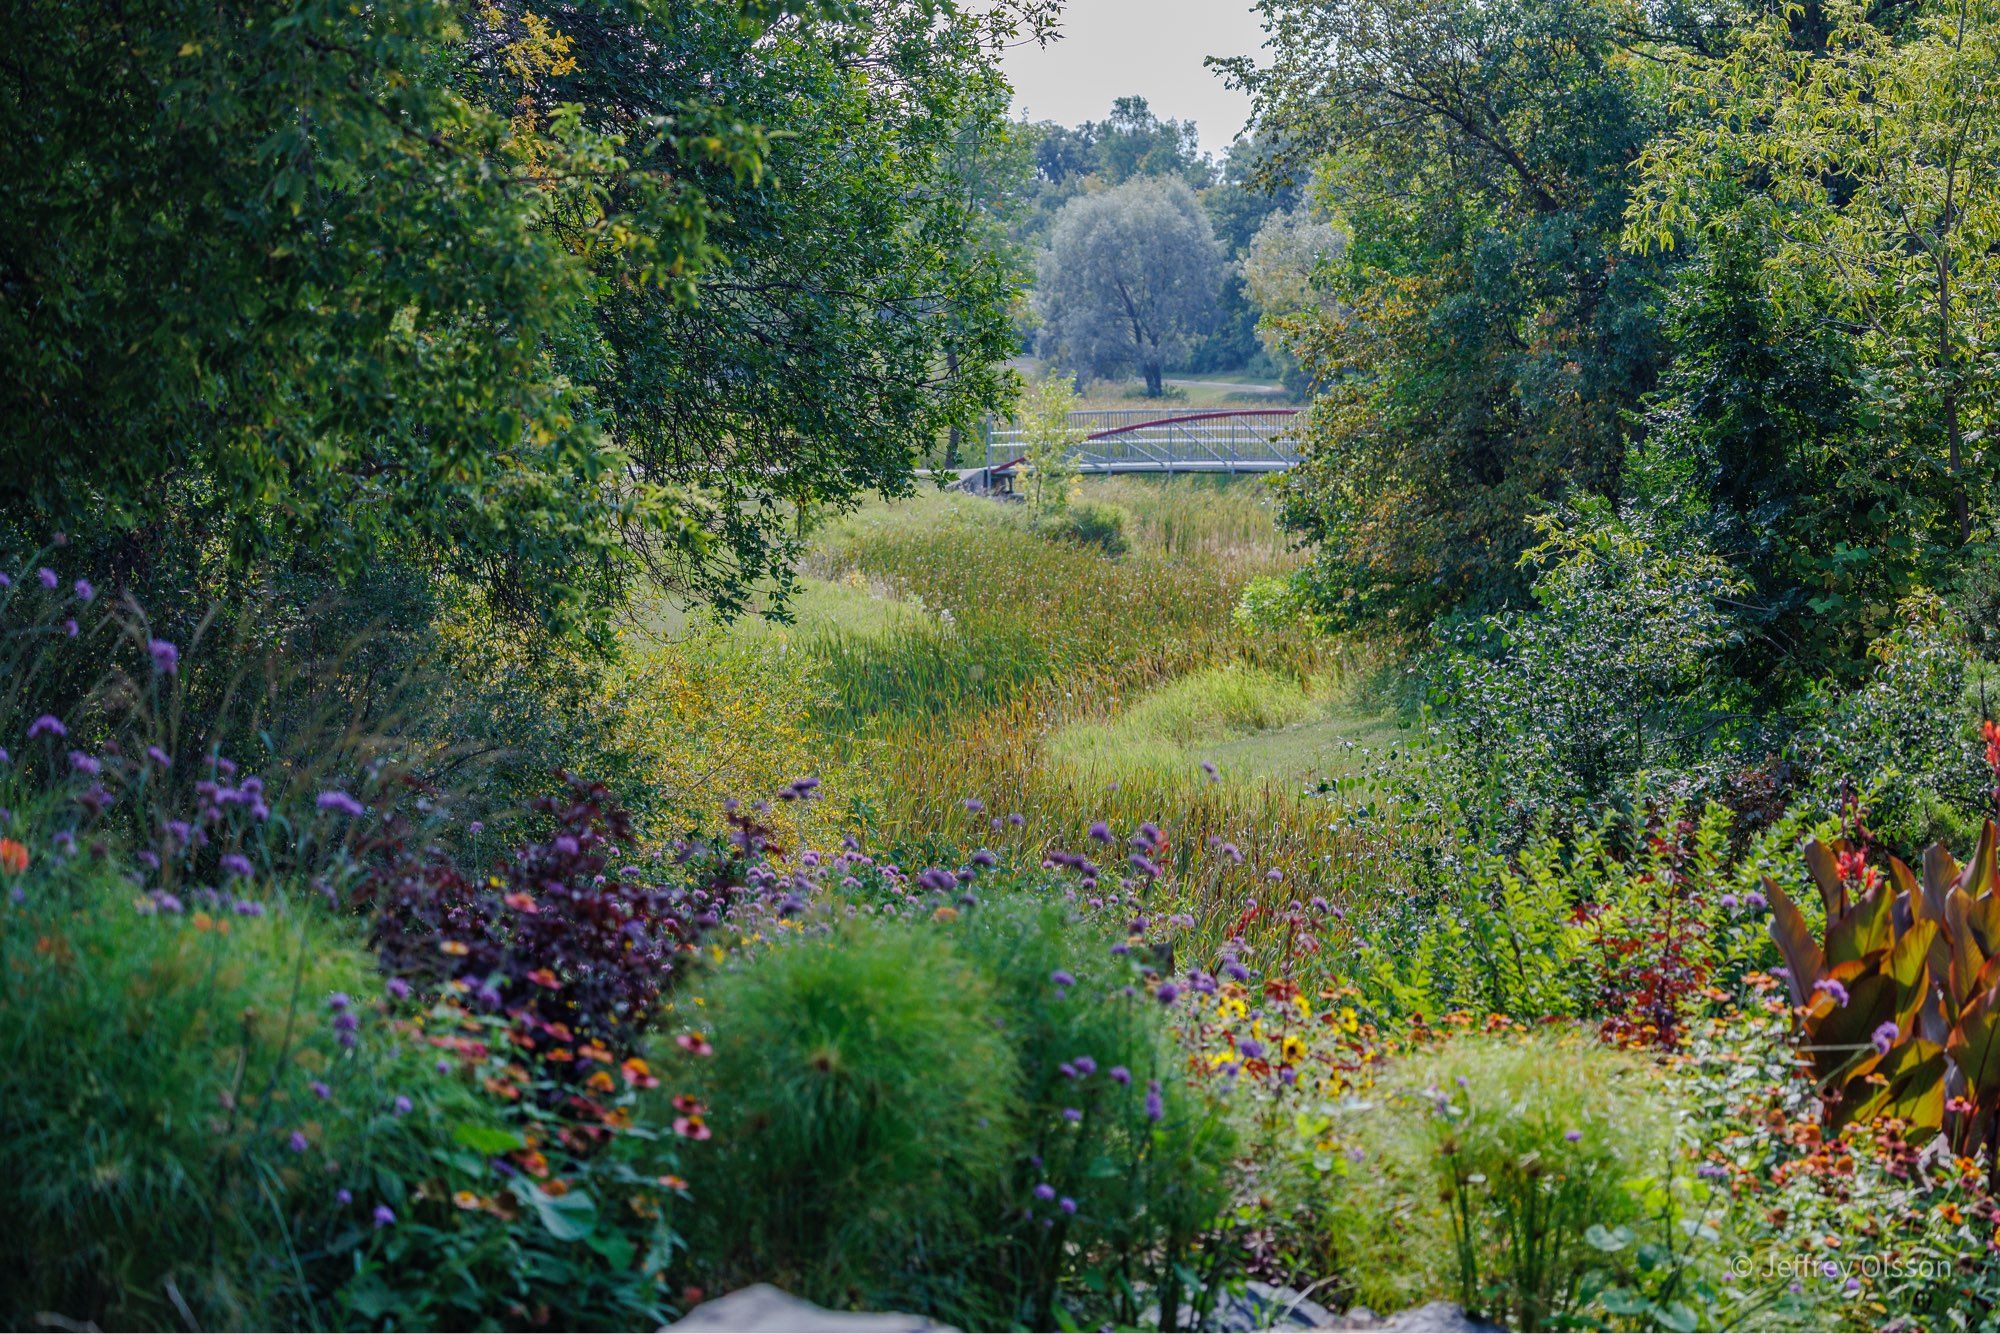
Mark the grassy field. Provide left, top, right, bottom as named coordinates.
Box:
left=628, top=474, right=1415, bottom=958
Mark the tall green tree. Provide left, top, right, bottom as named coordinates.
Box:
left=0, top=0, right=1045, bottom=633
left=1034, top=176, right=1223, bottom=396
left=1224, top=0, right=1666, bottom=629
left=1629, top=0, right=2000, bottom=656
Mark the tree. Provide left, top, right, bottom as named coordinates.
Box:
left=1017, top=374, right=1083, bottom=513
left=1239, top=204, right=1346, bottom=396
left=0, top=0, right=1047, bottom=635
left=1630, top=0, right=2000, bottom=580
left=1034, top=177, right=1223, bottom=396
left=1223, top=0, right=1666, bottom=628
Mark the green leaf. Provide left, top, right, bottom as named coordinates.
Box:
left=451, top=1121, right=526, bottom=1156
left=532, top=1188, right=599, bottom=1242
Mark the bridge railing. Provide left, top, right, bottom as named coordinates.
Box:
left=984, top=408, right=1301, bottom=474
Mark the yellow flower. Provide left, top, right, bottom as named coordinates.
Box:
left=454, top=1190, right=481, bottom=1211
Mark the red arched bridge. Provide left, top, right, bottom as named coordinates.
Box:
left=968, top=408, right=1300, bottom=489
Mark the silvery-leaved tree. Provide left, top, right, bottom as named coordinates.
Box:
left=1034, top=177, right=1223, bottom=397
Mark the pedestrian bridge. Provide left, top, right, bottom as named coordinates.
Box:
left=975, top=408, right=1300, bottom=487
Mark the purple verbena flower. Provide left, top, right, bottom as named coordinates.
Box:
left=36, top=568, right=57, bottom=590
left=73, top=579, right=94, bottom=602
left=27, top=715, right=65, bottom=741
left=315, top=790, right=365, bottom=817
left=147, top=638, right=179, bottom=674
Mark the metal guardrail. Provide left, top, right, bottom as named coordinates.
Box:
left=984, top=408, right=1301, bottom=474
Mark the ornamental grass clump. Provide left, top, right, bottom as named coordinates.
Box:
left=678, top=921, right=1019, bottom=1309
left=1306, top=1033, right=1677, bottom=1330
left=954, top=897, right=1239, bottom=1332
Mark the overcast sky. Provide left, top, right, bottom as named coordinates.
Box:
left=998, top=1, right=1269, bottom=159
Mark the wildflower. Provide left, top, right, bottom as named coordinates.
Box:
left=1033, top=1182, right=1056, bottom=1201
left=26, top=715, right=65, bottom=741
left=372, top=1205, right=396, bottom=1228
left=1007, top=812, right=1025, bottom=826
left=1145, top=1080, right=1164, bottom=1123
left=392, top=1095, right=412, bottom=1116
left=311, top=1080, right=332, bottom=1100
left=328, top=992, right=351, bottom=1012
left=1564, top=1129, right=1582, bottom=1143
left=971, top=848, right=998, bottom=868
left=315, top=790, right=365, bottom=817
left=36, top=568, right=57, bottom=589
left=1200, top=758, right=1220, bottom=781
left=72, top=579, right=93, bottom=602
left=1109, top=1065, right=1131, bottom=1085
left=1872, top=1021, right=1900, bottom=1055
left=1265, top=868, right=1283, bottom=883
left=962, top=797, right=985, bottom=814
left=147, top=638, right=179, bottom=674
left=1062, top=1107, right=1082, bottom=1123
left=336, top=1188, right=353, bottom=1205
left=145, top=745, right=170, bottom=768
left=1813, top=977, right=1851, bottom=1007
left=1238, top=1037, right=1265, bottom=1060
left=673, top=1114, right=712, bottom=1140
left=1072, top=1055, right=1097, bottom=1076
left=676, top=1032, right=714, bottom=1056
left=0, top=839, right=26, bottom=875
left=1050, top=969, right=1076, bottom=989
left=1696, top=1163, right=1728, bottom=1181
left=1156, top=981, right=1180, bottom=1004
left=289, top=1131, right=309, bottom=1153
left=1060, top=1196, right=1077, bottom=1214
left=1087, top=821, right=1112, bottom=843
left=61, top=619, right=77, bottom=638
left=386, top=977, right=411, bottom=1001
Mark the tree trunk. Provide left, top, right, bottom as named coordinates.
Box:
left=1938, top=251, right=1971, bottom=545
left=1143, top=362, right=1163, bottom=397
left=943, top=346, right=962, bottom=469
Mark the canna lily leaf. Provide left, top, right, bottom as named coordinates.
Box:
left=1764, top=874, right=1823, bottom=1008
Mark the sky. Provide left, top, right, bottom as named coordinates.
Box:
left=997, top=1, right=1269, bottom=159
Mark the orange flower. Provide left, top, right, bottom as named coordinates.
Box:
left=586, top=1070, right=616, bottom=1093
left=439, top=940, right=469, bottom=956
left=526, top=967, right=561, bottom=989
left=0, top=838, right=27, bottom=874
left=542, top=1179, right=570, bottom=1198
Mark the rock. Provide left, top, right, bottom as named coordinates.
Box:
left=664, top=1284, right=954, bottom=1333
left=1204, top=1281, right=1339, bottom=1331
left=1327, top=1300, right=1503, bottom=1331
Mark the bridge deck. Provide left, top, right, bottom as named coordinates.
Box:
left=983, top=407, right=1301, bottom=476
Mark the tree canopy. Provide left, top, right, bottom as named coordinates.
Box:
left=1034, top=176, right=1223, bottom=397
left=0, top=0, right=1045, bottom=637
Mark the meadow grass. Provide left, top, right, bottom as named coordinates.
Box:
left=620, top=476, right=1422, bottom=968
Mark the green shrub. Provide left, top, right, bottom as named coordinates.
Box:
left=678, top=922, right=1019, bottom=1307
left=1045, top=499, right=1132, bottom=555
left=952, top=897, right=1239, bottom=1331
left=0, top=855, right=427, bottom=1328
left=1304, top=1034, right=1678, bottom=1330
